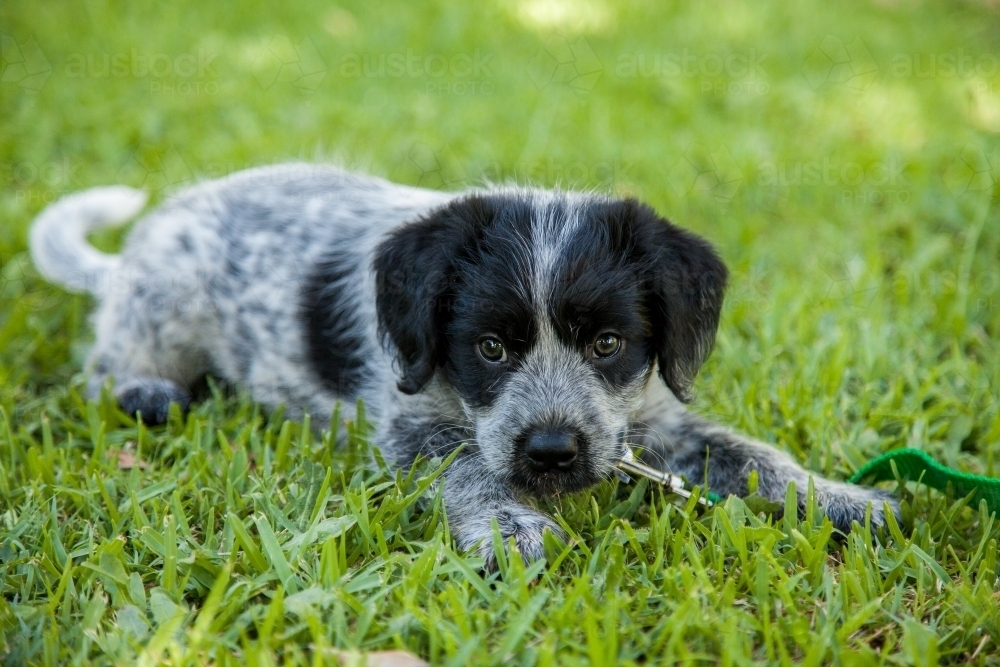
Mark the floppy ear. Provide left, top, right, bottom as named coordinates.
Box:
left=631, top=202, right=728, bottom=402
left=373, top=198, right=482, bottom=394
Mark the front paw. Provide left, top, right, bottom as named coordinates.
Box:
left=116, top=377, right=191, bottom=424
left=818, top=483, right=901, bottom=534
left=455, top=508, right=564, bottom=572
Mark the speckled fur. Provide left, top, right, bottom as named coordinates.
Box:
left=30, top=163, right=899, bottom=569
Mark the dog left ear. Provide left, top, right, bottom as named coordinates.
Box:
left=373, top=197, right=491, bottom=395
left=373, top=208, right=463, bottom=394
left=630, top=201, right=728, bottom=403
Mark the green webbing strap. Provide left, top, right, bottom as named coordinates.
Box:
left=848, top=447, right=1000, bottom=515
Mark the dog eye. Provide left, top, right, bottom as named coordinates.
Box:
left=593, top=333, right=621, bottom=358
left=478, top=336, right=507, bottom=363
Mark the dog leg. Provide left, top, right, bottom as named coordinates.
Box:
left=378, top=403, right=561, bottom=570
left=635, top=398, right=900, bottom=533
left=88, top=344, right=193, bottom=424
left=443, top=453, right=563, bottom=570
left=85, top=283, right=210, bottom=424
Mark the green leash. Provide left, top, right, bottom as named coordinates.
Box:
left=848, top=448, right=1000, bottom=514
left=621, top=445, right=998, bottom=513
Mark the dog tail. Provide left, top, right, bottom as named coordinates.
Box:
left=29, top=186, right=148, bottom=295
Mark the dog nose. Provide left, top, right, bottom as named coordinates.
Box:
left=522, top=426, right=579, bottom=470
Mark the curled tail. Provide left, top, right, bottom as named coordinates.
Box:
left=29, top=186, right=148, bottom=295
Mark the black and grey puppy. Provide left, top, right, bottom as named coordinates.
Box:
left=30, top=164, right=897, bottom=566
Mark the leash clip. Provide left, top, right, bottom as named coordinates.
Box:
left=616, top=445, right=714, bottom=507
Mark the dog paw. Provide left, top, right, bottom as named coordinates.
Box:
left=818, top=483, right=901, bottom=535
left=116, top=378, right=191, bottom=424
left=457, top=509, right=564, bottom=572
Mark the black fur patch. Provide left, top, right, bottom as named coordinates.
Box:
left=547, top=199, right=727, bottom=397
left=302, top=247, right=369, bottom=396
left=582, top=200, right=727, bottom=402
left=550, top=204, right=652, bottom=389
left=444, top=196, right=542, bottom=409
left=374, top=194, right=541, bottom=399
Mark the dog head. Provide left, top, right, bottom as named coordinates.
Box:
left=374, top=191, right=727, bottom=495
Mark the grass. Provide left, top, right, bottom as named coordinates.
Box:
left=2, top=0, right=1000, bottom=663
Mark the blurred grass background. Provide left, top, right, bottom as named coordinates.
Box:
left=2, top=0, right=1000, bottom=664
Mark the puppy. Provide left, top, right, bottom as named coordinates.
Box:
left=30, top=164, right=898, bottom=567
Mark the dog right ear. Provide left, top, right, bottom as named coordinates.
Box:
left=373, top=197, right=486, bottom=394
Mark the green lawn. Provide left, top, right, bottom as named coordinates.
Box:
left=2, top=0, right=1000, bottom=664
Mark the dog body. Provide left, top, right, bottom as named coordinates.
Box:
left=31, top=164, right=896, bottom=565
